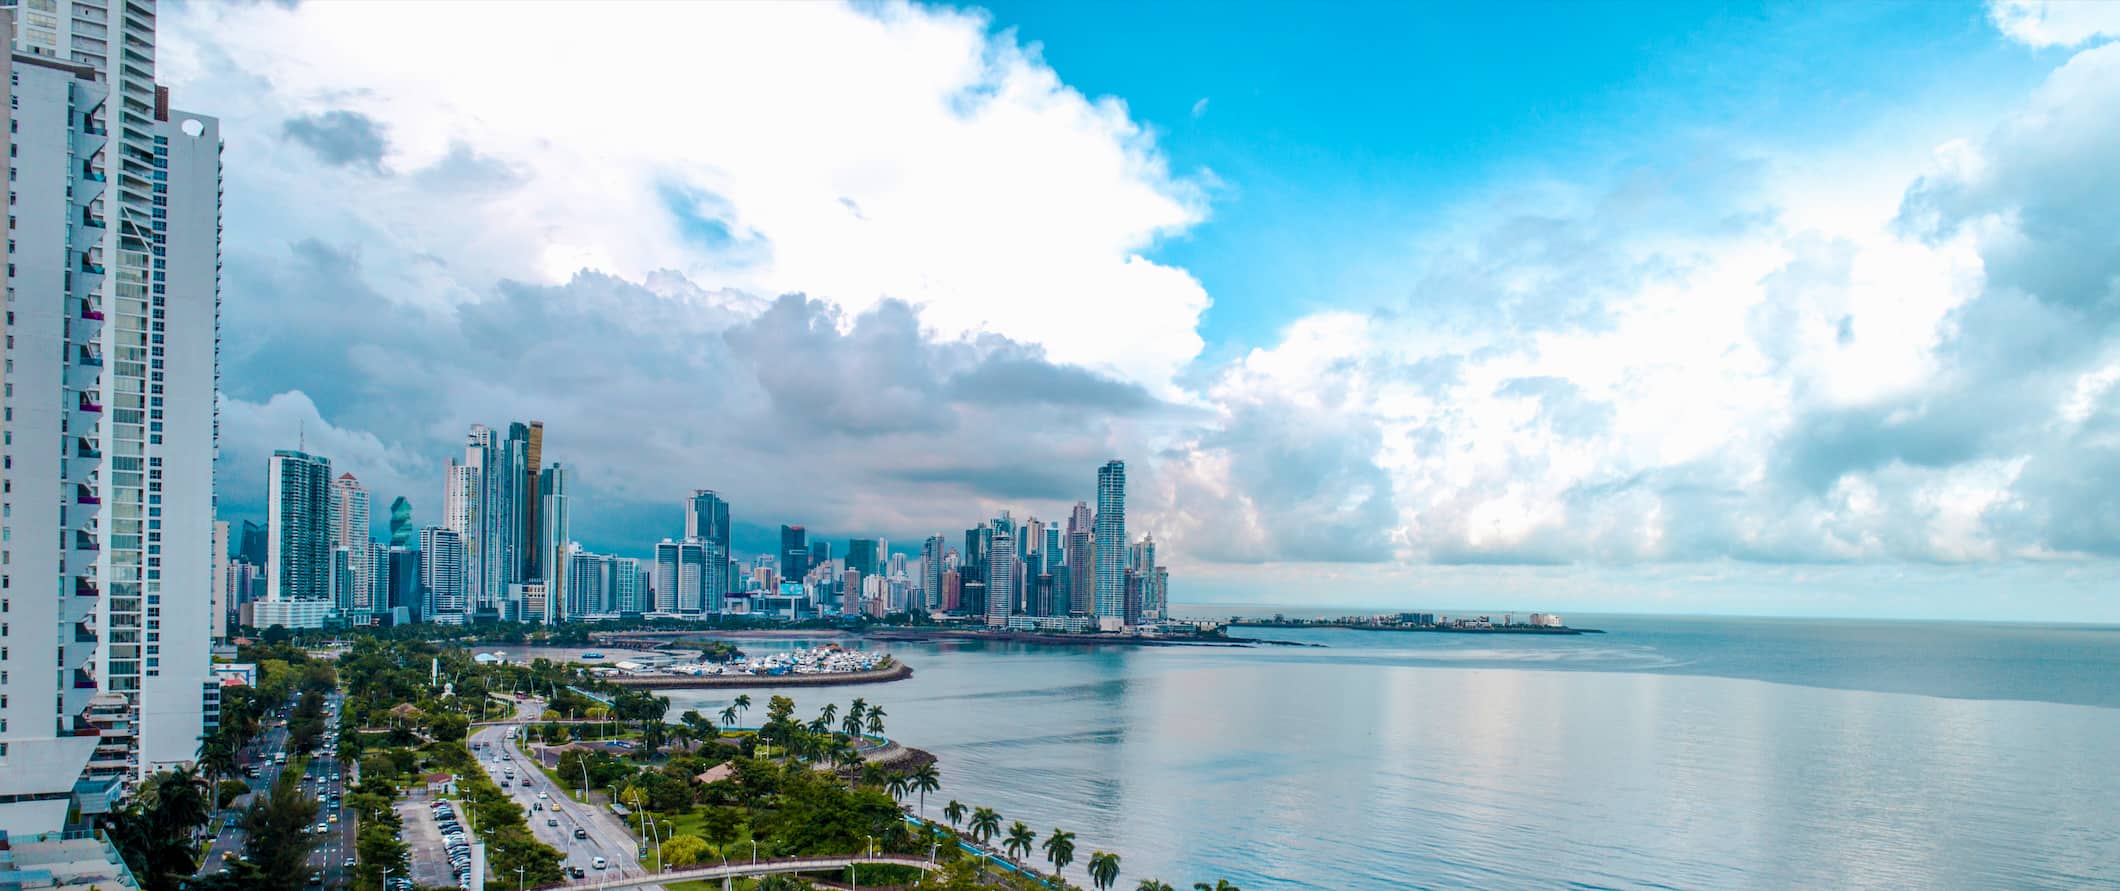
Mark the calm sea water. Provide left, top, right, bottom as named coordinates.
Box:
left=656, top=612, right=2120, bottom=890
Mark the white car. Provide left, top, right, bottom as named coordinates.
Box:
left=591, top=857, right=606, bottom=870
left=536, top=791, right=548, bottom=799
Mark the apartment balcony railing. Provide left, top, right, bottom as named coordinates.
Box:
left=78, top=399, right=103, bottom=413
left=81, top=302, right=105, bottom=321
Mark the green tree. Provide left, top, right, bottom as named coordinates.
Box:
left=944, top=799, right=967, bottom=830
left=1088, top=851, right=1122, bottom=890
left=662, top=833, right=710, bottom=867
left=818, top=702, right=839, bottom=732
left=1192, top=881, right=1241, bottom=891
left=1043, top=829, right=1077, bottom=877
left=701, top=805, right=744, bottom=857
left=886, top=771, right=911, bottom=802
left=864, top=705, right=887, bottom=737
left=1137, top=882, right=1176, bottom=891
left=969, top=807, right=1001, bottom=846
left=733, top=693, right=753, bottom=725
left=105, top=767, right=212, bottom=890
left=238, top=769, right=320, bottom=891
left=908, top=762, right=941, bottom=819
left=1004, top=822, right=1036, bottom=863
left=842, top=699, right=866, bottom=738
left=428, top=711, right=469, bottom=742
left=718, top=704, right=740, bottom=728
left=216, top=779, right=250, bottom=809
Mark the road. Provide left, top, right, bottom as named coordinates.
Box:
left=195, top=691, right=357, bottom=889
left=469, top=702, right=662, bottom=890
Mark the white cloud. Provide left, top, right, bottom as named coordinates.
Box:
left=1988, top=0, right=2120, bottom=48
left=160, top=0, right=1209, bottom=390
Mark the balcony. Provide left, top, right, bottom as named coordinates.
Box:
left=76, top=491, right=101, bottom=506
left=78, top=398, right=103, bottom=413
left=79, top=260, right=105, bottom=275
left=74, top=533, right=100, bottom=553
left=78, top=348, right=104, bottom=367
left=77, top=442, right=102, bottom=460
left=75, top=580, right=99, bottom=598
left=80, top=301, right=105, bottom=321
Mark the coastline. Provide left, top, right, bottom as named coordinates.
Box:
left=603, top=658, right=913, bottom=689
left=1229, top=621, right=1603, bottom=635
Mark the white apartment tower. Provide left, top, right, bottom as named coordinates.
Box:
left=985, top=529, right=1016, bottom=627
left=0, top=0, right=221, bottom=822
left=1093, top=460, right=1127, bottom=629
left=417, top=525, right=467, bottom=623
left=329, top=472, right=371, bottom=612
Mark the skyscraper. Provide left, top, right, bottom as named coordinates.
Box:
left=848, top=539, right=881, bottom=580
left=986, top=528, right=1017, bottom=627
left=267, top=450, right=336, bottom=603
left=1094, top=461, right=1127, bottom=629
left=538, top=463, right=569, bottom=623
left=418, top=526, right=468, bottom=623
left=520, top=421, right=543, bottom=580
left=1, top=23, right=224, bottom=797
left=779, top=525, right=809, bottom=582
left=654, top=539, right=709, bottom=614
left=387, top=496, right=415, bottom=548
left=444, top=425, right=496, bottom=617
left=238, top=520, right=269, bottom=569
left=684, top=490, right=732, bottom=611
left=922, top=535, right=946, bottom=610
left=330, top=473, right=372, bottom=612
left=1066, top=502, right=1093, bottom=618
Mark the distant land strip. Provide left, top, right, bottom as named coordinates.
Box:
left=603, top=659, right=913, bottom=689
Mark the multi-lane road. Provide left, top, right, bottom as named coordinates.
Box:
left=196, top=691, right=358, bottom=889
left=469, top=701, right=663, bottom=890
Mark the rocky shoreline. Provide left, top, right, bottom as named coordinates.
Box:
left=603, top=658, right=913, bottom=689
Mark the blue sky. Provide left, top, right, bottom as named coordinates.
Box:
left=972, top=0, right=2050, bottom=356
left=164, top=0, right=2120, bottom=620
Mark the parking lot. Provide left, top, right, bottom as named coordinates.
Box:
left=397, top=789, right=471, bottom=889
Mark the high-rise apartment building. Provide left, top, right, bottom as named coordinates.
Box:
left=1094, top=461, right=1127, bottom=628
left=330, top=473, right=371, bottom=612
left=985, top=529, right=1016, bottom=627
left=1066, top=502, right=1093, bottom=617
left=922, top=535, right=946, bottom=610
left=417, top=526, right=467, bottom=623
left=267, top=450, right=334, bottom=602
left=654, top=539, right=709, bottom=614
left=0, top=1, right=225, bottom=814
left=538, top=463, right=568, bottom=623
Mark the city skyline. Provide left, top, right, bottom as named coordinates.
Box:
left=176, top=1, right=2120, bottom=621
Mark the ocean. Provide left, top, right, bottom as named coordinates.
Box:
left=656, top=612, right=2120, bottom=889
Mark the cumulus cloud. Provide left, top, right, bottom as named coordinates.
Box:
left=162, top=0, right=1211, bottom=389
left=165, top=0, right=2120, bottom=613
left=1988, top=0, right=2120, bottom=48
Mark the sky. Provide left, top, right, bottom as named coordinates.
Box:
left=165, top=0, right=2120, bottom=621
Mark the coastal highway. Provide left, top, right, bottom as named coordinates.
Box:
left=470, top=707, right=661, bottom=889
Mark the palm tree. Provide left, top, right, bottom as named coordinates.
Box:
left=718, top=704, right=740, bottom=729
left=1137, top=882, right=1175, bottom=891
left=807, top=716, right=831, bottom=736
left=886, top=772, right=911, bottom=802
left=908, top=763, right=940, bottom=819
left=819, top=702, right=838, bottom=731
left=1193, top=883, right=1241, bottom=891
left=843, top=699, right=867, bottom=738
left=1004, top=822, right=1035, bottom=863
left=733, top=694, right=753, bottom=726
left=969, top=807, right=1001, bottom=846
left=1042, top=829, right=1076, bottom=877
left=944, top=800, right=967, bottom=830
left=1087, top=851, right=1121, bottom=890
left=865, top=705, right=886, bottom=737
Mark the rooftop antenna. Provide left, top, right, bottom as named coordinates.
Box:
left=298, top=419, right=306, bottom=453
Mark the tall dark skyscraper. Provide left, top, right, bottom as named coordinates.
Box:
left=238, top=519, right=269, bottom=567
left=684, top=489, right=733, bottom=607
left=811, top=540, right=834, bottom=572
left=779, top=525, right=809, bottom=581
left=848, top=539, right=881, bottom=579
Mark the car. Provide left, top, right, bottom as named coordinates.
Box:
left=328, top=813, right=338, bottom=823
left=221, top=851, right=234, bottom=861
left=591, top=857, right=607, bottom=870
left=344, top=857, right=356, bottom=868
left=314, top=823, right=329, bottom=834
left=546, top=817, right=559, bottom=827
left=309, top=872, right=323, bottom=887
left=536, top=791, right=548, bottom=800
left=568, top=866, right=586, bottom=879
left=521, top=779, right=533, bottom=788
left=573, top=827, right=587, bottom=839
